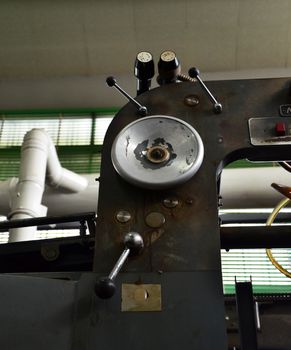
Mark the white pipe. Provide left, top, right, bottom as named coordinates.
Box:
left=46, top=138, right=87, bottom=192
left=0, top=174, right=98, bottom=217
left=220, top=167, right=291, bottom=209
left=8, top=128, right=88, bottom=242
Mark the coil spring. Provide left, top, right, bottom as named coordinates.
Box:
left=177, top=73, right=196, bottom=83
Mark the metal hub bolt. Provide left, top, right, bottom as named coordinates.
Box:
left=146, top=146, right=170, bottom=164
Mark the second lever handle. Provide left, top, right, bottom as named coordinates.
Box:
left=188, top=67, right=222, bottom=114
left=95, top=232, right=144, bottom=299
left=106, top=76, right=147, bottom=116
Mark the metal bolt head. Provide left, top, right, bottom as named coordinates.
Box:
left=116, top=210, right=131, bottom=223
left=214, top=103, right=223, bottom=113
left=184, top=95, right=200, bottom=107
left=163, top=198, right=179, bottom=208
left=138, top=106, right=147, bottom=116
left=145, top=212, right=166, bottom=228
left=41, top=245, right=60, bottom=261
left=185, top=198, right=193, bottom=205
left=146, top=145, right=170, bottom=164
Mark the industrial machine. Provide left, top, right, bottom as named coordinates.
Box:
left=1, top=51, right=291, bottom=349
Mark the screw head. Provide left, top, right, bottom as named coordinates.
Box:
left=163, top=198, right=179, bottom=208
left=41, top=245, right=60, bottom=261
left=184, top=95, right=200, bottom=107
left=116, top=210, right=131, bottom=223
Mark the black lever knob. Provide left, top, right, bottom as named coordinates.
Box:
left=106, top=76, right=116, bottom=87
left=95, top=232, right=144, bottom=299
left=188, top=67, right=223, bottom=113
left=134, top=51, right=155, bottom=95
left=106, top=76, right=147, bottom=116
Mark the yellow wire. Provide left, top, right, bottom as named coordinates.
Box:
left=266, top=197, right=291, bottom=278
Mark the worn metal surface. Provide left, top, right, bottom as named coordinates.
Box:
left=226, top=294, right=291, bottom=349
left=89, top=272, right=226, bottom=349
left=0, top=274, right=76, bottom=350
left=121, top=283, right=162, bottom=312
left=95, top=78, right=291, bottom=349
left=3, top=272, right=291, bottom=349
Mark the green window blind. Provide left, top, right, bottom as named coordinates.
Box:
left=0, top=112, right=114, bottom=179
left=222, top=248, right=291, bottom=293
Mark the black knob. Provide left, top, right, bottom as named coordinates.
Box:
left=106, top=76, right=116, bottom=87
left=157, top=50, right=181, bottom=85
left=134, top=52, right=155, bottom=96
left=134, top=52, right=155, bottom=80
left=95, top=277, right=116, bottom=299
left=188, top=67, right=200, bottom=79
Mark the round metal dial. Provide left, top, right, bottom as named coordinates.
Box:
left=137, top=51, right=152, bottom=63
left=111, top=115, right=204, bottom=189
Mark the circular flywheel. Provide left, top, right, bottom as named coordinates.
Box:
left=111, top=115, right=204, bottom=189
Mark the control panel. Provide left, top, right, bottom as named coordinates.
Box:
left=249, top=117, right=291, bottom=146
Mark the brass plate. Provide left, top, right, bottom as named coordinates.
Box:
left=121, top=284, right=162, bottom=312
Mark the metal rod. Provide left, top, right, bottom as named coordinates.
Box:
left=196, top=75, right=218, bottom=104
left=108, top=248, right=130, bottom=280
left=254, top=302, right=261, bottom=331
left=114, top=83, right=143, bottom=108
left=106, top=76, right=147, bottom=115
left=188, top=67, right=222, bottom=113
left=0, top=212, right=96, bottom=231
left=221, top=225, right=291, bottom=249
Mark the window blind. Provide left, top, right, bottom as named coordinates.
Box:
left=0, top=113, right=113, bottom=179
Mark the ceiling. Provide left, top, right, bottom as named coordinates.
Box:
left=1, top=0, right=291, bottom=79
left=1, top=0, right=291, bottom=109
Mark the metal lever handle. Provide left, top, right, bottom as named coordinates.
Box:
left=188, top=67, right=223, bottom=114
left=95, top=232, right=144, bottom=299
left=106, top=76, right=148, bottom=116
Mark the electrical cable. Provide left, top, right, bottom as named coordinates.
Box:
left=266, top=197, right=291, bottom=278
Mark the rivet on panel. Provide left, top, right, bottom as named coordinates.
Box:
left=162, top=198, right=179, bottom=208
left=145, top=212, right=166, bottom=228
left=116, top=210, right=131, bottom=223
left=184, top=95, right=200, bottom=107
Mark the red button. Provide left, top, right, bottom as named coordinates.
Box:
left=275, top=122, right=286, bottom=136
